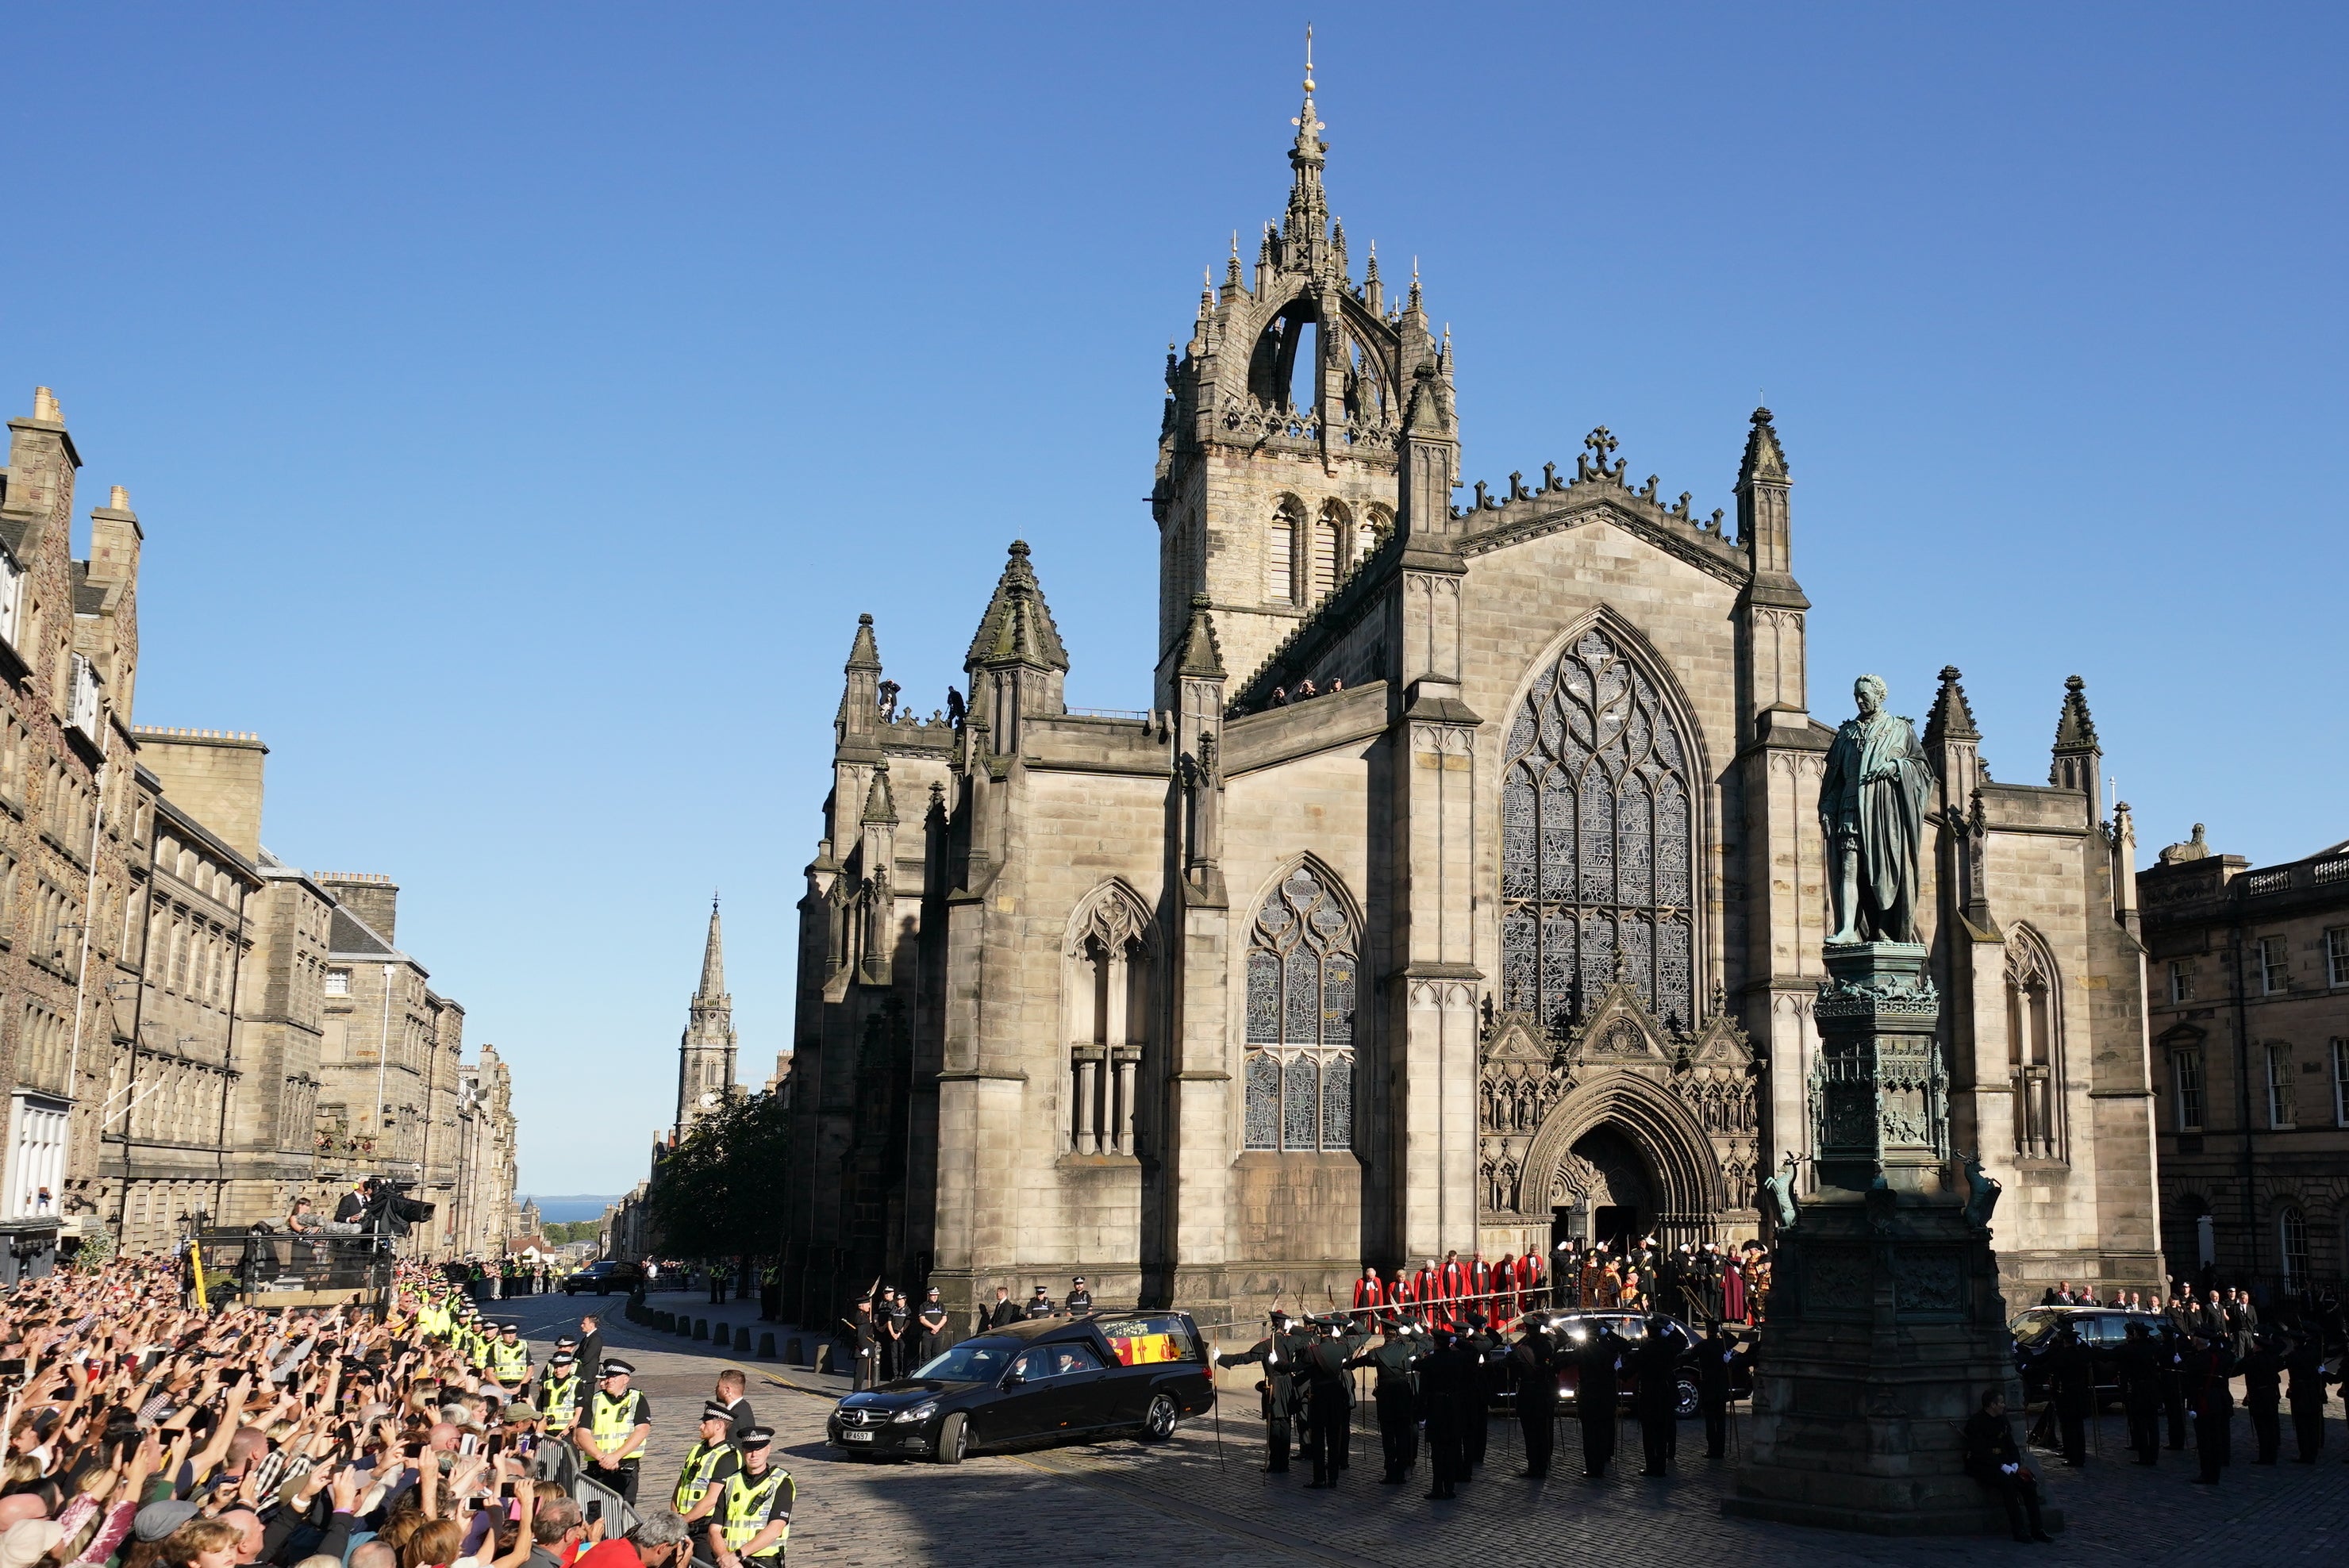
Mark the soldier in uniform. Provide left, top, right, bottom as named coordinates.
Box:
left=1632, top=1314, right=1678, bottom=1475
left=2283, top=1328, right=2331, bottom=1462
left=2158, top=1320, right=2189, bottom=1450
left=1300, top=1316, right=1366, bottom=1488
left=2047, top=1321, right=2093, bottom=1466
left=2242, top=1330, right=2285, bottom=1464
left=1346, top=1317, right=1421, bottom=1485
left=1577, top=1320, right=1627, bottom=1478
left=1417, top=1324, right=1474, bottom=1501
left=2117, top=1319, right=2163, bottom=1464
left=1459, top=1313, right=1501, bottom=1474
left=1217, top=1311, right=1305, bottom=1474
left=1697, top=1319, right=1737, bottom=1459
left=2187, top=1332, right=2235, bottom=1483
left=1509, top=1317, right=1557, bottom=1478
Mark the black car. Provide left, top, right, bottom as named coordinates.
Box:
left=827, top=1310, right=1216, bottom=1462
left=561, top=1259, right=643, bottom=1296
left=1503, top=1311, right=1754, bottom=1419
left=2010, top=1306, right=2166, bottom=1405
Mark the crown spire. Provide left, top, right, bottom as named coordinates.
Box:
left=1281, top=27, right=1330, bottom=271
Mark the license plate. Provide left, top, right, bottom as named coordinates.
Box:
left=843, top=1429, right=875, bottom=1442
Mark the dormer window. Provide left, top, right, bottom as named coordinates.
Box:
left=67, top=654, right=101, bottom=742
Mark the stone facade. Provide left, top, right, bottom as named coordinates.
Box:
left=0, top=387, right=520, bottom=1260
left=2139, top=828, right=2349, bottom=1296
left=779, top=80, right=2161, bottom=1331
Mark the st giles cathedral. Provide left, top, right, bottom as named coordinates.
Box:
left=776, top=66, right=2161, bottom=1328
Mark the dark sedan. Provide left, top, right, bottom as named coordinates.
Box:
left=2010, top=1306, right=2166, bottom=1405
left=1510, top=1312, right=1754, bottom=1419
left=561, top=1259, right=643, bottom=1296
left=827, top=1311, right=1216, bottom=1462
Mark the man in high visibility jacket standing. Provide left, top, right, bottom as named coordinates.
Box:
left=675, top=1403, right=743, bottom=1522
left=706, top=1428, right=791, bottom=1568
left=535, top=1351, right=584, bottom=1436
left=490, top=1322, right=532, bottom=1397
left=572, top=1357, right=653, bottom=1504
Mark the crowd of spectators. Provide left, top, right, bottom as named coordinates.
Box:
left=0, top=1255, right=653, bottom=1568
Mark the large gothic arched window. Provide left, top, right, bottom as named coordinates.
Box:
left=1501, top=628, right=1696, bottom=1031
left=1243, top=866, right=1355, bottom=1151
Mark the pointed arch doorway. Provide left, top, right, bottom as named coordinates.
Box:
left=1551, top=1125, right=1656, bottom=1255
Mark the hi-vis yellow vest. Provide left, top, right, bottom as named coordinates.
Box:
left=673, top=1440, right=729, bottom=1512
left=590, top=1389, right=645, bottom=1458
left=718, top=1467, right=791, bottom=1554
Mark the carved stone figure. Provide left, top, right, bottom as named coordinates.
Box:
left=1819, top=674, right=1933, bottom=943
left=1958, top=1149, right=2001, bottom=1230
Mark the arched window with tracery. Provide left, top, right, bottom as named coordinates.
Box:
left=1242, top=865, right=1356, bottom=1151
left=1500, top=627, right=1696, bottom=1031
left=2005, top=927, right=2064, bottom=1160
left=1065, top=887, right=1151, bottom=1156
left=1359, top=505, right=1392, bottom=564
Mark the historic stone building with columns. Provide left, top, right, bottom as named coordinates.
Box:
left=780, top=78, right=2162, bottom=1328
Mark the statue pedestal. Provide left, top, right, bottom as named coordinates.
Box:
left=1724, top=1192, right=2047, bottom=1534
left=1727, top=940, right=2051, bottom=1535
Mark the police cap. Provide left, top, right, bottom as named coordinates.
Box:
left=599, top=1358, right=635, bottom=1378
left=738, top=1427, right=775, bottom=1449
left=701, top=1401, right=734, bottom=1424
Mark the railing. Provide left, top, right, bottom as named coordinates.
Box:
left=1063, top=707, right=1151, bottom=722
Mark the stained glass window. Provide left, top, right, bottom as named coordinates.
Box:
left=1240, top=865, right=1359, bottom=1151
left=1499, top=628, right=1698, bottom=1031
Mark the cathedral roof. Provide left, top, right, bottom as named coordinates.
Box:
left=964, top=540, right=1069, bottom=672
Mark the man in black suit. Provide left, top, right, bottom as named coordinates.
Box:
left=985, top=1286, right=1021, bottom=1331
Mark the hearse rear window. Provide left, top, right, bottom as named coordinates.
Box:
left=1097, top=1314, right=1201, bottom=1366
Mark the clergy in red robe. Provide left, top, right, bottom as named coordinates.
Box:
left=1492, top=1253, right=1518, bottom=1321
left=1722, top=1259, right=1748, bottom=1324
left=1437, top=1251, right=1469, bottom=1326
left=1468, top=1253, right=1492, bottom=1316
left=1517, top=1249, right=1544, bottom=1310
left=1410, top=1262, right=1439, bottom=1321
left=1352, top=1266, right=1386, bottom=1313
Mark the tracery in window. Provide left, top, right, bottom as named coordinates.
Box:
left=1500, top=627, right=1697, bottom=1032
left=2005, top=927, right=2065, bottom=1159
left=1241, top=865, right=1355, bottom=1151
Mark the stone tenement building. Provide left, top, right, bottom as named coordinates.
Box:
left=2139, top=827, right=2349, bottom=1297
left=779, top=75, right=2162, bottom=1329
left=0, top=387, right=519, bottom=1259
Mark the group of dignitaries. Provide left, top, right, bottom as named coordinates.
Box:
left=1213, top=1304, right=1746, bottom=1503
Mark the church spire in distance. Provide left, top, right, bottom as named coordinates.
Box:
left=698, top=894, right=725, bottom=1001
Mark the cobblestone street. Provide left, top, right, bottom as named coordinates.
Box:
left=503, top=1293, right=2348, bottom=1567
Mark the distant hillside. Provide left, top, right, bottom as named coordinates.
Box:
left=520, top=1195, right=623, bottom=1224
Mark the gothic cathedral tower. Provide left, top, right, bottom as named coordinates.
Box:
left=675, top=897, right=737, bottom=1139
left=1151, top=44, right=1453, bottom=705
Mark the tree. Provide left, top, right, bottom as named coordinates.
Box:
left=644, top=1089, right=792, bottom=1264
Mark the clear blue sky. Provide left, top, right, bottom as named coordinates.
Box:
left=6, top=6, right=2341, bottom=1193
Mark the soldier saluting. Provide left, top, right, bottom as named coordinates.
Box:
left=1215, top=1309, right=1307, bottom=1474
left=1345, top=1316, right=1421, bottom=1485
